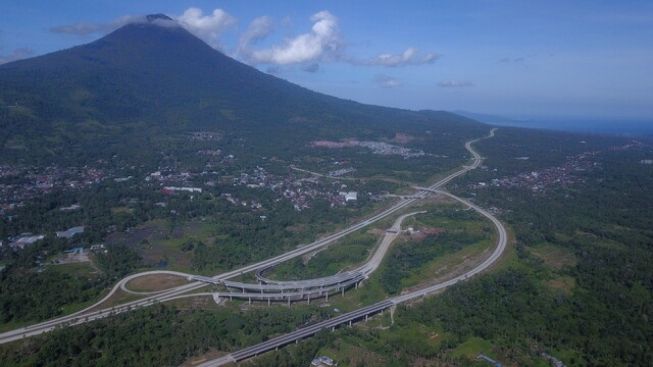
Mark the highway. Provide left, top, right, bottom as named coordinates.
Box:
left=223, top=211, right=425, bottom=295
left=133, top=211, right=423, bottom=303
left=0, top=128, right=496, bottom=345
left=196, top=187, right=508, bottom=367
left=0, top=195, right=417, bottom=343
left=355, top=211, right=425, bottom=275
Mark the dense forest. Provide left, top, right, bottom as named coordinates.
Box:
left=0, top=304, right=330, bottom=367
left=293, top=128, right=653, bottom=366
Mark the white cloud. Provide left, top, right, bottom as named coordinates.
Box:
left=238, top=16, right=274, bottom=57
left=177, top=8, right=236, bottom=48
left=48, top=8, right=440, bottom=72
left=375, top=74, right=402, bottom=88
left=438, top=80, right=474, bottom=88
left=238, top=13, right=439, bottom=71
left=0, top=48, right=34, bottom=64
left=246, top=11, right=341, bottom=65
left=366, top=47, right=439, bottom=67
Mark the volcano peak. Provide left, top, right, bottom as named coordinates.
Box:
left=145, top=13, right=173, bottom=22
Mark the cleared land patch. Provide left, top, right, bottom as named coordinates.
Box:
left=546, top=275, right=576, bottom=296
left=106, top=219, right=217, bottom=272
left=126, top=274, right=189, bottom=292
left=528, top=243, right=577, bottom=270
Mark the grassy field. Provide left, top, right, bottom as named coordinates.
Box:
left=125, top=273, right=190, bottom=292
left=527, top=242, right=577, bottom=269
left=106, top=219, right=218, bottom=273
left=265, top=230, right=379, bottom=280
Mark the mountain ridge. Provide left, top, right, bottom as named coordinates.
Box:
left=0, top=14, right=486, bottom=164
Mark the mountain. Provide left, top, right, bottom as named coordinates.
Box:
left=0, top=15, right=485, bottom=164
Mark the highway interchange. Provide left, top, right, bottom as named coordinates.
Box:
left=0, top=128, right=507, bottom=366
left=116, top=210, right=425, bottom=306
left=196, top=179, right=508, bottom=367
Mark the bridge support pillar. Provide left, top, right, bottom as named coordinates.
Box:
left=268, top=298, right=271, bottom=306
left=248, top=297, right=251, bottom=305
left=325, top=292, right=329, bottom=301
left=348, top=320, right=352, bottom=327
left=307, top=295, right=310, bottom=305
left=287, top=297, right=291, bottom=307
left=365, top=314, right=368, bottom=322
left=341, top=287, right=345, bottom=297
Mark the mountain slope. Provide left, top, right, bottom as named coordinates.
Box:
left=0, top=15, right=485, bottom=164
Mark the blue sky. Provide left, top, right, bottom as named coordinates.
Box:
left=1, top=0, right=652, bottom=121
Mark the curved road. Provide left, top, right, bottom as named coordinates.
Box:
left=233, top=211, right=425, bottom=292
left=0, top=129, right=497, bottom=345
left=120, top=210, right=423, bottom=302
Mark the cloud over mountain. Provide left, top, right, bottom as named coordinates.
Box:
left=50, top=9, right=235, bottom=48
left=177, top=7, right=236, bottom=49
left=244, top=11, right=341, bottom=65
left=48, top=7, right=439, bottom=72
left=237, top=16, right=274, bottom=58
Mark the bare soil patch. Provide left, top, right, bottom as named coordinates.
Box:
left=409, top=227, right=445, bottom=241
left=392, top=132, right=414, bottom=144
left=168, top=294, right=218, bottom=310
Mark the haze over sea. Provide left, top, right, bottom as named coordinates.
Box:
left=493, top=119, right=653, bottom=137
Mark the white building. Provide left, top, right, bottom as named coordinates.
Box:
left=311, top=356, right=337, bottom=366
left=163, top=186, right=203, bottom=193
left=56, top=226, right=85, bottom=239
left=9, top=234, right=45, bottom=250
left=339, top=191, right=358, bottom=202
